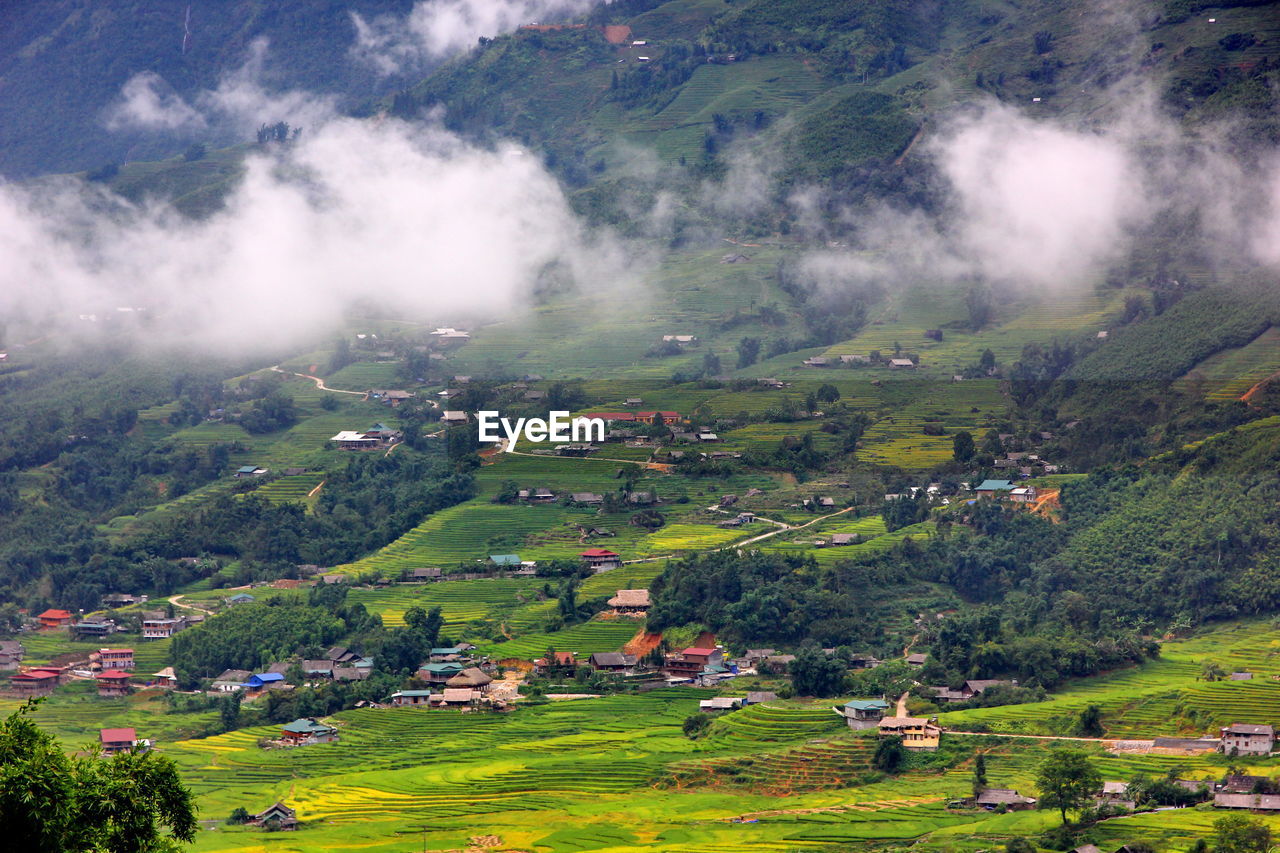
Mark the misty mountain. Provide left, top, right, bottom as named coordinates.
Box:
left=0, top=0, right=418, bottom=178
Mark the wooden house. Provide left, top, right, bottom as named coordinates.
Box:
left=9, top=668, right=61, bottom=697
left=445, top=667, right=493, bottom=692
left=834, top=698, right=890, bottom=730
left=96, top=670, right=133, bottom=698
left=607, top=589, right=650, bottom=616
left=665, top=647, right=722, bottom=678
left=418, top=662, right=466, bottom=684
left=390, top=689, right=433, bottom=707
left=280, top=718, right=338, bottom=744
left=580, top=548, right=621, bottom=570
left=99, top=727, right=137, bottom=754
left=877, top=716, right=941, bottom=750
left=250, top=802, right=298, bottom=830
left=588, top=652, right=636, bottom=673
left=976, top=789, right=1037, bottom=810
left=37, top=609, right=73, bottom=629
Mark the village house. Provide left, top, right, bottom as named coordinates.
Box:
left=235, top=465, right=268, bottom=478
left=441, top=410, right=468, bottom=425
left=152, top=666, right=178, bottom=688
left=250, top=802, right=298, bottom=830
left=662, top=335, right=698, bottom=346
left=247, top=672, right=287, bottom=691
left=1214, top=792, right=1280, bottom=811
left=367, top=389, right=414, bottom=407
left=607, top=589, right=651, bottom=617
left=99, top=728, right=138, bottom=755
left=390, top=689, right=434, bottom=707
left=419, top=662, right=466, bottom=684
left=280, top=718, right=338, bottom=745
left=665, top=647, right=723, bottom=678
left=0, top=640, right=24, bottom=671
left=638, top=411, right=681, bottom=426
left=699, top=696, right=744, bottom=713
left=433, top=688, right=480, bottom=708
left=1218, top=773, right=1270, bottom=794
left=429, top=646, right=470, bottom=662
left=745, top=691, right=779, bottom=705
left=889, top=358, right=916, bottom=369
left=9, top=668, right=61, bottom=697
left=760, top=654, right=796, bottom=674
left=405, top=567, right=443, bottom=582
left=974, top=479, right=1015, bottom=498
left=535, top=652, right=578, bottom=676
left=570, top=492, right=604, bottom=505
left=489, top=553, right=523, bottom=568
left=580, top=548, right=621, bottom=570
left=37, top=609, right=74, bottom=629
left=227, top=593, right=255, bottom=605
left=588, top=652, right=636, bottom=673
left=1009, top=486, right=1038, bottom=503
left=1230, top=671, right=1253, bottom=680
left=1096, top=781, right=1136, bottom=810
left=446, top=667, right=494, bottom=693
left=834, top=698, right=891, bottom=730
left=92, top=648, right=134, bottom=671
left=142, top=618, right=184, bottom=639
left=302, top=660, right=334, bottom=679
left=803, top=356, right=829, bottom=368
left=102, top=592, right=143, bottom=608
left=905, top=652, right=928, bottom=666
left=976, top=789, right=1037, bottom=810
left=73, top=620, right=115, bottom=640
left=877, top=716, right=941, bottom=750
left=327, top=646, right=363, bottom=665
left=1220, top=723, right=1275, bottom=755
left=96, top=670, right=133, bottom=698
left=212, top=669, right=250, bottom=691
left=329, top=430, right=380, bottom=450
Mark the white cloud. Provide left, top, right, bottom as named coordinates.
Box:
left=0, top=117, right=633, bottom=350
left=351, top=0, right=605, bottom=76
left=104, top=39, right=338, bottom=139
left=932, top=102, right=1146, bottom=290
left=104, top=72, right=207, bottom=133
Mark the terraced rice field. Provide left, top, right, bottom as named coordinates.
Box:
left=1180, top=325, right=1280, bottom=401
left=474, top=618, right=641, bottom=659
left=254, top=471, right=324, bottom=504
left=347, top=577, right=546, bottom=629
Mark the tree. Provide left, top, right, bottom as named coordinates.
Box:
left=815, top=384, right=840, bottom=403
left=0, top=701, right=198, bottom=851
left=219, top=691, right=241, bottom=732
left=736, top=337, right=760, bottom=368
left=1035, top=749, right=1101, bottom=825
left=226, top=807, right=251, bottom=825
left=1004, top=839, right=1035, bottom=853
left=952, top=430, right=976, bottom=465
left=1077, top=704, right=1104, bottom=737
left=972, top=752, right=988, bottom=797
left=979, top=348, right=996, bottom=371
left=966, top=285, right=993, bottom=330
left=1201, top=660, right=1226, bottom=681
left=789, top=648, right=847, bottom=697
left=873, top=735, right=907, bottom=773
left=701, top=351, right=722, bottom=377
left=1214, top=814, right=1271, bottom=852
left=683, top=712, right=712, bottom=739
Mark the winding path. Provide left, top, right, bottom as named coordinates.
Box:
left=269, top=365, right=365, bottom=395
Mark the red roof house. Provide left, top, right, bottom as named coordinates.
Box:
left=37, top=609, right=73, bottom=629
left=9, top=668, right=61, bottom=696
left=580, top=548, right=621, bottom=569
left=100, top=727, right=136, bottom=754
left=97, top=670, right=133, bottom=697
